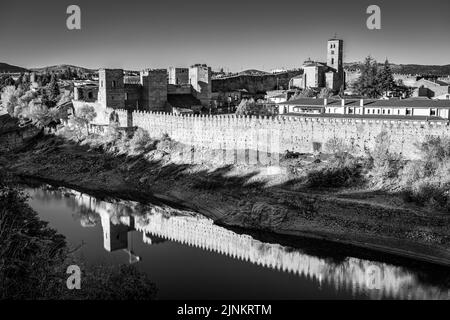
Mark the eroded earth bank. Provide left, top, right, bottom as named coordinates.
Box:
left=1, top=129, right=449, bottom=268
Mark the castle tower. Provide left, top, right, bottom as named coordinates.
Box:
left=189, top=64, right=212, bottom=107
left=168, top=67, right=189, bottom=85
left=140, top=69, right=168, bottom=112
left=98, top=69, right=125, bottom=109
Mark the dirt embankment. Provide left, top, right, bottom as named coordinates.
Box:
left=1, top=134, right=449, bottom=267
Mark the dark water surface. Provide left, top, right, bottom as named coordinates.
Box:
left=25, top=185, right=450, bottom=300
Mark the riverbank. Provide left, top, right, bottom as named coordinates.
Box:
left=0, top=171, right=158, bottom=299
left=1, top=132, right=449, bottom=268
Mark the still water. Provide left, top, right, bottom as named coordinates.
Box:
left=26, top=185, right=449, bottom=300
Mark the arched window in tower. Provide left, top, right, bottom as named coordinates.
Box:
left=331, top=58, right=335, bottom=65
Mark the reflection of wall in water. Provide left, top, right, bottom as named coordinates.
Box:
left=67, top=190, right=448, bottom=300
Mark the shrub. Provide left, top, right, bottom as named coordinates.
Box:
left=417, top=136, right=450, bottom=176
left=396, top=137, right=450, bottom=211
left=418, top=136, right=450, bottom=163
left=128, top=128, right=156, bottom=154
left=325, top=137, right=354, bottom=162
left=306, top=157, right=362, bottom=188
left=156, top=133, right=180, bottom=154
left=370, top=132, right=403, bottom=183
left=403, top=180, right=450, bottom=211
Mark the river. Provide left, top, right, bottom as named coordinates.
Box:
left=25, top=184, right=450, bottom=300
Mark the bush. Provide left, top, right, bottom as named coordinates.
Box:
left=325, top=137, right=354, bottom=162
left=403, top=180, right=450, bottom=210
left=306, top=157, right=362, bottom=188
left=156, top=133, right=180, bottom=154
left=128, top=128, right=156, bottom=154
left=392, top=136, right=450, bottom=212
left=418, top=136, right=450, bottom=163
left=370, top=132, right=403, bottom=183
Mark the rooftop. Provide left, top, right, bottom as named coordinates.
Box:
left=279, top=98, right=450, bottom=108
left=281, top=112, right=447, bottom=121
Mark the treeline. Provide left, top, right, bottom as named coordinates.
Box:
left=0, top=67, right=95, bottom=92
left=0, top=72, right=58, bottom=92
left=345, top=62, right=450, bottom=77
left=352, top=57, right=409, bottom=98
left=0, top=72, right=73, bottom=130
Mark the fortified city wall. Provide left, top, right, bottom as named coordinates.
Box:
left=104, top=108, right=450, bottom=161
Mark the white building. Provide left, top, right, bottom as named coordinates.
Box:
left=278, top=98, right=450, bottom=120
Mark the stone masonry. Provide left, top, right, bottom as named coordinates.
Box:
left=104, top=108, right=450, bottom=162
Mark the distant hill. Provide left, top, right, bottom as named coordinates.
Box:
left=30, top=64, right=96, bottom=74
left=344, top=62, right=450, bottom=76
left=238, top=69, right=270, bottom=76
left=0, top=62, right=29, bottom=73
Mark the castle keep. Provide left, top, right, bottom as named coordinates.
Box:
left=97, top=64, right=212, bottom=112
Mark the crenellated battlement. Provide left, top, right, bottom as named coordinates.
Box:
left=100, top=108, right=450, bottom=161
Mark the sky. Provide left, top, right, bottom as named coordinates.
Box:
left=0, top=0, right=449, bottom=71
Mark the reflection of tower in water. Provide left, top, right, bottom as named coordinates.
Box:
left=74, top=192, right=141, bottom=263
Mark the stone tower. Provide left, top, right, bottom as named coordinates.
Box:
left=140, top=69, right=168, bottom=111
left=327, top=38, right=343, bottom=73
left=326, top=38, right=344, bottom=91
left=189, top=64, right=212, bottom=107
left=168, top=67, right=189, bottom=85
left=98, top=69, right=125, bottom=109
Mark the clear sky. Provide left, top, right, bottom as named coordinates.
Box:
left=1, top=0, right=449, bottom=71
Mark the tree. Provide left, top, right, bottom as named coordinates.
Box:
left=377, top=59, right=396, bottom=96
left=353, top=56, right=380, bottom=98
left=70, top=104, right=97, bottom=137
left=1, top=86, right=22, bottom=115
left=318, top=87, right=333, bottom=99
left=40, top=72, right=51, bottom=86
left=21, top=73, right=30, bottom=87
left=14, top=73, right=24, bottom=87
left=46, top=73, right=60, bottom=107
left=235, top=98, right=274, bottom=116
left=289, top=88, right=317, bottom=100
left=0, top=75, right=15, bottom=90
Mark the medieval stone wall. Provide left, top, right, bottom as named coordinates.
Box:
left=140, top=69, right=168, bottom=111
left=0, top=126, right=41, bottom=152
left=103, top=108, right=450, bottom=161
left=212, top=71, right=303, bottom=94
